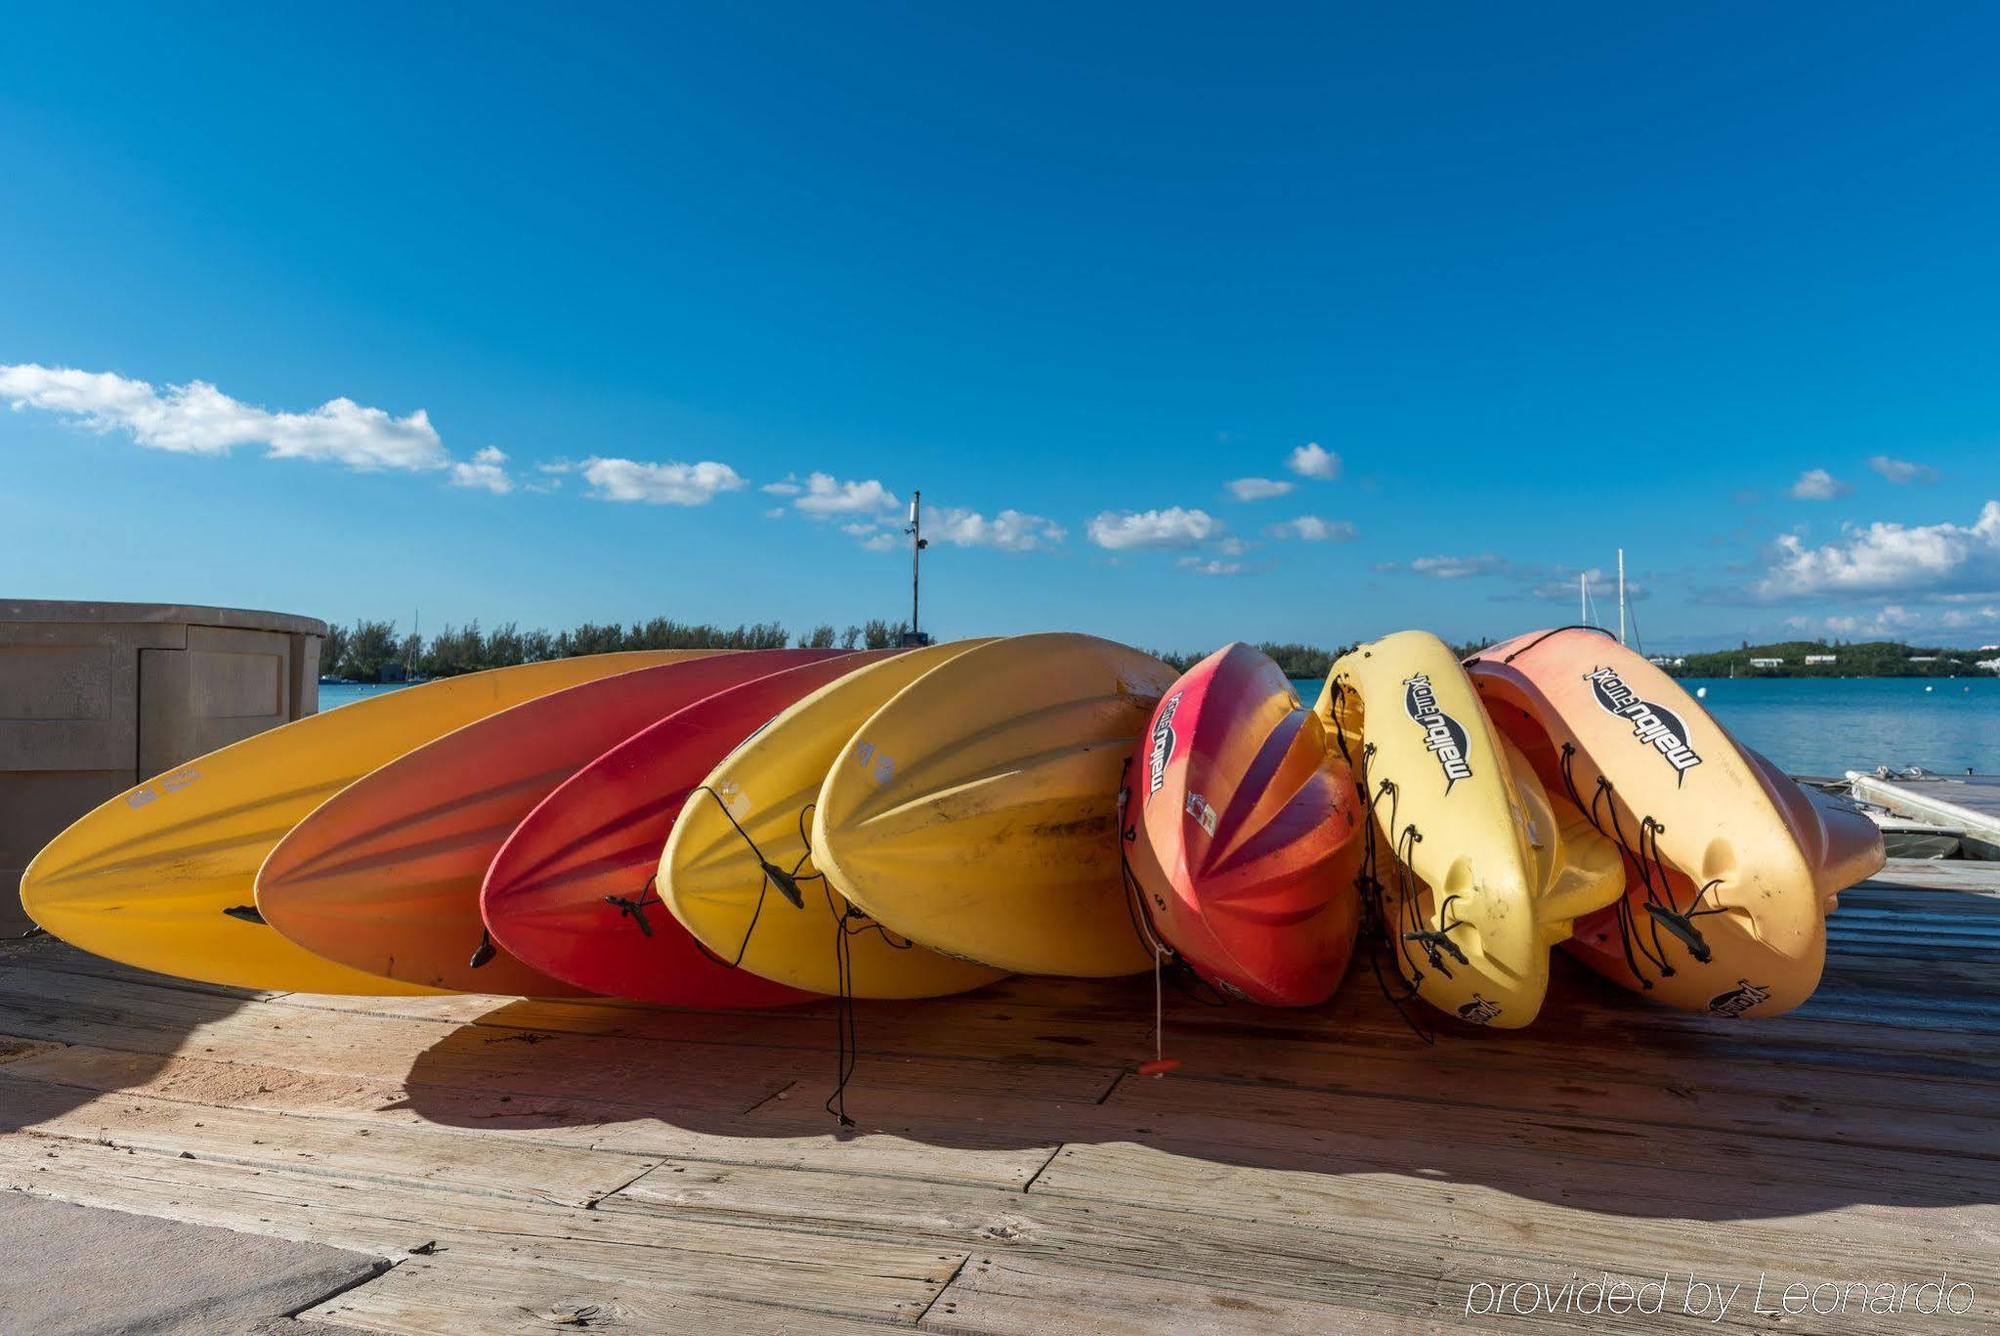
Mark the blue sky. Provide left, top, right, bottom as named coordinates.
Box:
left=4, top=4, right=1998, bottom=652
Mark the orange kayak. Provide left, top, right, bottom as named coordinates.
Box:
left=1467, top=627, right=1885, bottom=1017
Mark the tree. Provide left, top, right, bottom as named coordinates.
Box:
left=319, top=623, right=350, bottom=680
left=338, top=621, right=402, bottom=683
left=801, top=624, right=837, bottom=649
left=861, top=619, right=909, bottom=649
left=485, top=622, right=526, bottom=668
left=840, top=625, right=862, bottom=649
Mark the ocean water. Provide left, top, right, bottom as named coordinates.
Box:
left=1291, top=675, right=2000, bottom=776
left=317, top=681, right=413, bottom=711
left=319, top=675, right=2000, bottom=777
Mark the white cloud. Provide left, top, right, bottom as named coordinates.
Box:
left=1178, top=557, right=1245, bottom=577
left=794, top=472, right=899, bottom=517
left=762, top=475, right=804, bottom=496
left=1408, top=553, right=1510, bottom=579
left=1087, top=507, right=1222, bottom=551
left=860, top=531, right=898, bottom=553
left=0, top=363, right=448, bottom=471
left=1790, top=604, right=1999, bottom=638
left=448, top=446, right=514, bottom=495
left=1268, top=516, right=1355, bottom=543
left=1288, top=442, right=1340, bottom=481
left=580, top=456, right=747, bottom=505
left=763, top=506, right=786, bottom=519
left=1757, top=500, right=2000, bottom=599
left=1868, top=455, right=1939, bottom=485
left=1788, top=468, right=1851, bottom=501
left=1214, top=536, right=1250, bottom=556
left=1529, top=566, right=1647, bottom=602
left=1227, top=477, right=1294, bottom=501
left=927, top=506, right=1066, bottom=552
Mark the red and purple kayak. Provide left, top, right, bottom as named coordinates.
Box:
left=1122, top=643, right=1365, bottom=1007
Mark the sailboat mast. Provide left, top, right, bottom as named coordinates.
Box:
left=1616, top=550, right=1627, bottom=646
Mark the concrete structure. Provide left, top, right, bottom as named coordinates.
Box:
left=1805, top=654, right=1837, bottom=665
left=1749, top=656, right=1784, bottom=668
left=2, top=600, right=325, bottom=932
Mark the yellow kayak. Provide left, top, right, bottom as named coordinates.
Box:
left=813, top=633, right=1176, bottom=977
left=19, top=651, right=714, bottom=993
left=661, top=640, right=1008, bottom=998
left=1317, top=631, right=1622, bottom=1028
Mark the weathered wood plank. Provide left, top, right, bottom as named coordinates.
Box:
left=0, top=1061, right=658, bottom=1208
left=919, top=1253, right=1452, bottom=1336
left=0, top=1040, right=1058, bottom=1189
left=602, top=1148, right=1998, bottom=1333
left=305, top=1254, right=893, bottom=1335
left=0, top=1133, right=962, bottom=1322
left=605, top=1157, right=1456, bottom=1315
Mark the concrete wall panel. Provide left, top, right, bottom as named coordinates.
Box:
left=3, top=601, right=325, bottom=928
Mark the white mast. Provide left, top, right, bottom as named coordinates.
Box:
left=1616, top=549, right=1627, bottom=646
left=1580, top=572, right=1587, bottom=625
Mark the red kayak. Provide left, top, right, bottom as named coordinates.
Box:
left=1122, top=643, right=1365, bottom=1007
left=481, top=653, right=889, bottom=1005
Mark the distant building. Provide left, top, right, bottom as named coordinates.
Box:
left=1749, top=657, right=1784, bottom=668
left=1908, top=656, right=1938, bottom=664
left=1804, top=654, right=1836, bottom=665
left=1647, top=655, right=1685, bottom=668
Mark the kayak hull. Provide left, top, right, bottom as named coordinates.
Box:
left=257, top=650, right=845, bottom=994
left=482, top=654, right=886, bottom=1006
left=20, top=652, right=716, bottom=993
left=1123, top=643, right=1365, bottom=1007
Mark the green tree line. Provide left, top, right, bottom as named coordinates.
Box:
left=319, top=617, right=914, bottom=682
left=1670, top=639, right=1997, bottom=678
left=320, top=619, right=1510, bottom=685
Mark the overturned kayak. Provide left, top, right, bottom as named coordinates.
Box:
left=662, top=640, right=1008, bottom=999
left=1121, top=643, right=1365, bottom=1006
left=19, top=651, right=715, bottom=994
left=814, top=633, right=1176, bottom=977
left=480, top=654, right=883, bottom=1006
left=1317, top=631, right=1624, bottom=1028
left=1467, top=626, right=1884, bottom=1017
left=256, top=650, right=845, bottom=995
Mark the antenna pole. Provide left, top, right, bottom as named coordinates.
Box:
left=907, top=490, right=923, bottom=639
left=1616, top=549, right=1627, bottom=646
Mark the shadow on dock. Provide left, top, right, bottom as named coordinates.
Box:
left=396, top=874, right=2000, bottom=1224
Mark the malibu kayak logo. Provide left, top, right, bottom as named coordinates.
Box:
left=1708, top=979, right=1771, bottom=1017
left=1146, top=692, right=1183, bottom=797
left=1402, top=673, right=1472, bottom=792
left=1583, top=667, right=1703, bottom=784
left=1457, top=994, right=1502, bottom=1025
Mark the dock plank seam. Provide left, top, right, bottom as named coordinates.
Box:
left=582, top=1160, right=667, bottom=1212
left=913, top=1251, right=974, bottom=1327
left=1019, top=1144, right=1064, bottom=1194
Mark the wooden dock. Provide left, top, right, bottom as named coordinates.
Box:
left=3, top=858, right=1997, bottom=1333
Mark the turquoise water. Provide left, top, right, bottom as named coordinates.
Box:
left=1292, top=675, right=2000, bottom=776
left=321, top=675, right=1999, bottom=777
left=317, top=681, right=414, bottom=711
